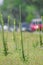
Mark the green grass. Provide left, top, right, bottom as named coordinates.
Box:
left=0, top=32, right=43, bottom=65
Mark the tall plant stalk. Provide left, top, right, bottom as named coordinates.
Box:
left=19, top=5, right=25, bottom=61
left=39, top=26, right=43, bottom=46
left=1, top=14, right=8, bottom=56
left=13, top=19, right=17, bottom=50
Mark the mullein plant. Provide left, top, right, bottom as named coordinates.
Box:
left=8, top=15, right=10, bottom=30
left=36, top=21, right=43, bottom=46
left=19, top=5, right=25, bottom=61
left=39, top=27, right=43, bottom=46
left=1, top=14, right=8, bottom=56
left=8, top=16, right=17, bottom=50
left=13, top=19, right=17, bottom=50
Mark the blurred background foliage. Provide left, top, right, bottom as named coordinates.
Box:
left=0, top=0, right=43, bottom=24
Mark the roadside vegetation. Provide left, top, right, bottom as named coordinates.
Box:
left=0, top=0, right=43, bottom=65
left=0, top=32, right=43, bottom=65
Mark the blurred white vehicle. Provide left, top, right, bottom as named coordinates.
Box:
left=9, top=27, right=14, bottom=32
left=8, top=25, right=15, bottom=32
left=21, top=22, right=27, bottom=31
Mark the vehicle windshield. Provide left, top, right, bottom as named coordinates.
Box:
left=38, top=21, right=42, bottom=24
left=31, top=21, right=42, bottom=24
left=31, top=22, right=36, bottom=24
left=36, top=21, right=42, bottom=24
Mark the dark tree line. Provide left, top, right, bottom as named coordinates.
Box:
left=0, top=0, right=43, bottom=24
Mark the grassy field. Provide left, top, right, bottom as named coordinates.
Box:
left=0, top=32, right=43, bottom=65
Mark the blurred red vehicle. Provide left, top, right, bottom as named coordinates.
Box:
left=28, top=18, right=43, bottom=32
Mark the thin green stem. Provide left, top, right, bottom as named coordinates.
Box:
left=1, top=14, right=8, bottom=56
left=19, top=5, right=25, bottom=61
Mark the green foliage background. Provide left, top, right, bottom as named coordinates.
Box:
left=0, top=0, right=43, bottom=23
